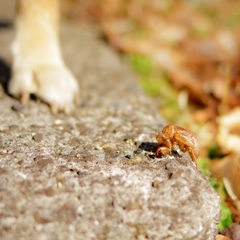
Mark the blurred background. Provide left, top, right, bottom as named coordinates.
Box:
left=60, top=0, right=240, bottom=233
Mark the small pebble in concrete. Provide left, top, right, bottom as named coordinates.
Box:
left=32, top=133, right=43, bottom=142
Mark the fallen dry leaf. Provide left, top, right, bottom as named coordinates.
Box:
left=223, top=154, right=240, bottom=201
left=226, top=197, right=240, bottom=224
left=217, top=108, right=240, bottom=153
left=216, top=234, right=231, bottom=240
left=221, top=223, right=240, bottom=240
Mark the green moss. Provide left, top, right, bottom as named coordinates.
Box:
left=209, top=178, right=227, bottom=201
left=224, top=9, right=240, bottom=29
left=208, top=145, right=223, bottom=159
left=209, top=177, right=233, bottom=230
left=218, top=202, right=233, bottom=230
left=196, top=157, right=210, bottom=176
left=129, top=54, right=180, bottom=121
left=197, top=157, right=233, bottom=230
left=129, top=54, right=155, bottom=76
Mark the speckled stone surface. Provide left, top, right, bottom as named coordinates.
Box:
left=0, top=1, right=220, bottom=240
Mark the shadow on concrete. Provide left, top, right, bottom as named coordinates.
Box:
left=0, top=57, right=11, bottom=92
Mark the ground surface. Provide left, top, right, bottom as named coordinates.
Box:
left=0, top=1, right=220, bottom=240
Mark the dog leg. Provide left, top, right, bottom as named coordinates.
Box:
left=9, top=0, right=79, bottom=113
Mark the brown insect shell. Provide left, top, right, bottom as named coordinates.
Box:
left=173, top=127, right=200, bottom=158
left=156, top=130, right=172, bottom=149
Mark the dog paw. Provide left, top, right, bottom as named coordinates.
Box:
left=9, top=64, right=79, bottom=114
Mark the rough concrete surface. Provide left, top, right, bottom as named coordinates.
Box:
left=0, top=1, right=220, bottom=240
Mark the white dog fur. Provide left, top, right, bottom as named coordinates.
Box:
left=9, top=0, right=79, bottom=113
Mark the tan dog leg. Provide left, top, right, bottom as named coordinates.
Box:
left=9, top=0, right=79, bottom=113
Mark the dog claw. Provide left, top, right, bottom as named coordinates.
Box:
left=50, top=102, right=58, bottom=115
left=20, top=90, right=30, bottom=105
left=74, top=94, right=80, bottom=107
